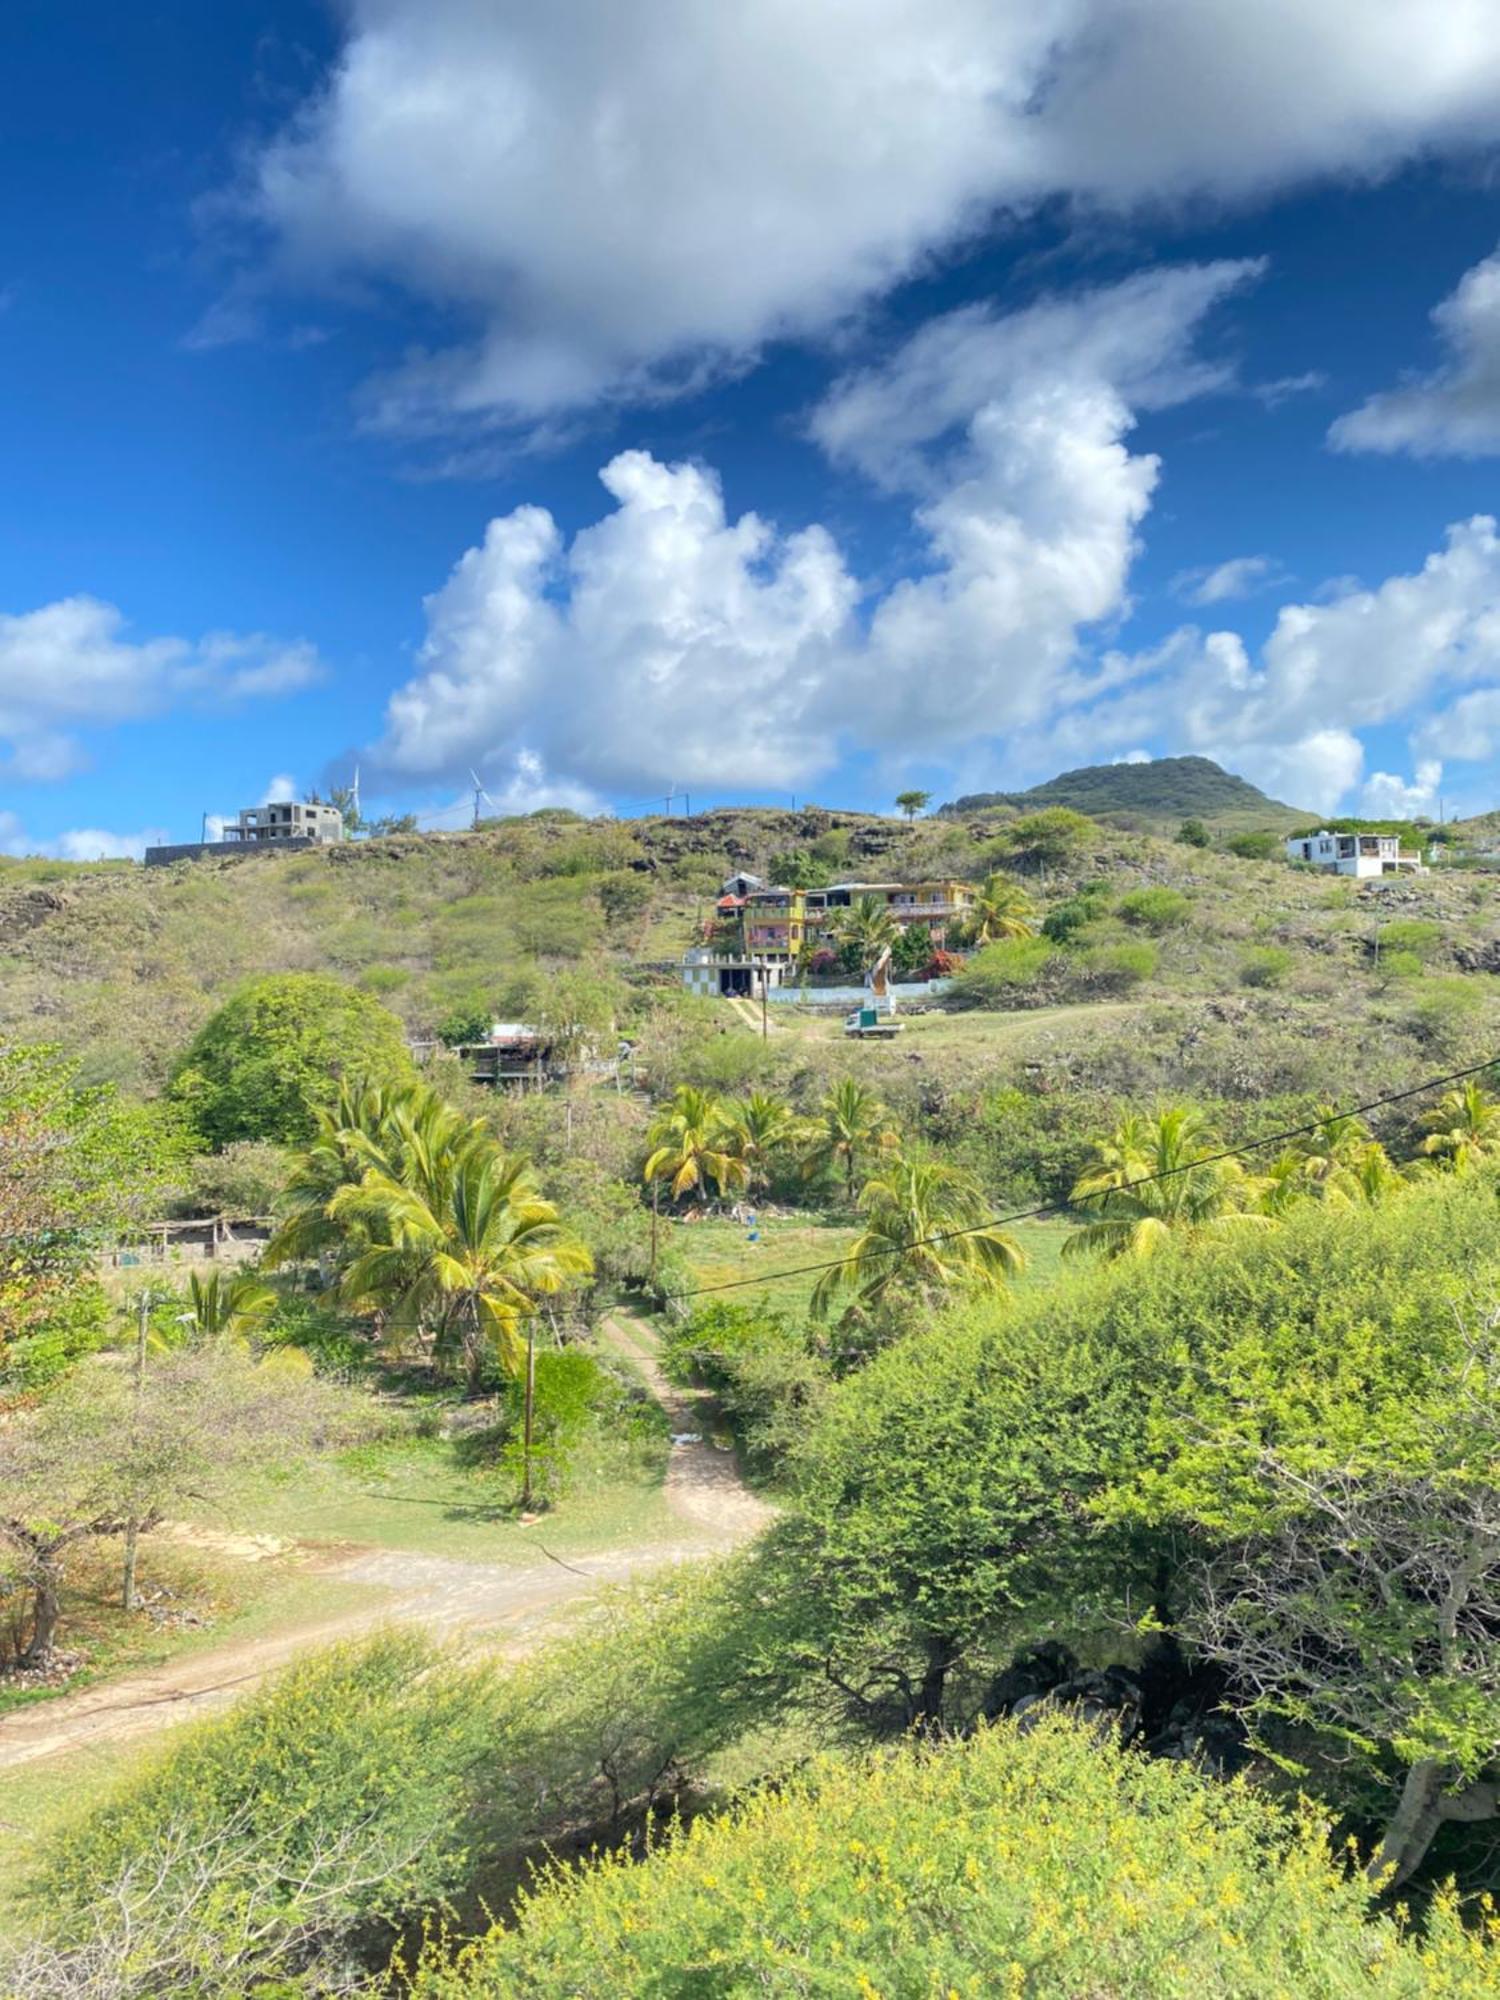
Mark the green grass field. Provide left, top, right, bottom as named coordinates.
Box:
left=668, top=1211, right=1076, bottom=1317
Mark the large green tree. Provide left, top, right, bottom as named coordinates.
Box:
left=170, top=974, right=415, bottom=1148
left=0, top=1045, right=186, bottom=1383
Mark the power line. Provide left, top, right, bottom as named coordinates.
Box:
left=663, top=1054, right=1500, bottom=1306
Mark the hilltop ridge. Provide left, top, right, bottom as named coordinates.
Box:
left=942, top=755, right=1308, bottom=833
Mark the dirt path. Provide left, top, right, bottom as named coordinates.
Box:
left=0, top=1314, right=770, bottom=1777
left=597, top=1311, right=777, bottom=1544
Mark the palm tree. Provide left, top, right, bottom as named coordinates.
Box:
left=1064, top=1105, right=1268, bottom=1261
left=185, top=1269, right=276, bottom=1345
left=807, top=1077, right=900, bottom=1205
left=812, top=1158, right=1024, bottom=1317
left=967, top=871, right=1037, bottom=945
left=1296, top=1105, right=1374, bottom=1187
left=339, top=1142, right=592, bottom=1398
left=722, top=1091, right=803, bottom=1194
left=264, top=1078, right=452, bottom=1269
left=643, top=1086, right=747, bottom=1203
left=1419, top=1080, right=1500, bottom=1174
left=833, top=895, right=901, bottom=974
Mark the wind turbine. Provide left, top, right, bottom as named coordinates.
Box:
left=470, top=769, right=497, bottom=828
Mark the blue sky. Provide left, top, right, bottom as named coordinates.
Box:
left=6, top=1, right=1500, bottom=856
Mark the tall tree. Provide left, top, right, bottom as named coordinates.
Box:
left=338, top=1143, right=591, bottom=1395
left=643, top=1086, right=747, bottom=1203
left=894, top=790, right=931, bottom=821
left=806, top=1078, right=900, bottom=1205
left=1064, top=1105, right=1267, bottom=1261
left=811, top=1158, right=1024, bottom=1320
left=721, top=1091, right=803, bottom=1195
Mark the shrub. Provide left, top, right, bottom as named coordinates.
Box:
left=1040, top=882, right=1112, bottom=944
left=1227, top=830, right=1279, bottom=860
left=1116, top=885, right=1190, bottom=931
left=358, top=962, right=411, bottom=995
left=169, top=974, right=414, bottom=1148
left=1239, top=944, right=1293, bottom=989
left=662, top=1302, right=828, bottom=1465
left=994, top=806, right=1094, bottom=869
left=1377, top=918, right=1444, bottom=963
left=19, top=1635, right=502, bottom=1994
left=1177, top=817, right=1212, bottom=847
left=1408, top=976, right=1487, bottom=1056
left=406, top=1719, right=1498, bottom=1999
left=1070, top=938, right=1156, bottom=993
left=945, top=937, right=1057, bottom=1008
left=1378, top=948, right=1424, bottom=984
left=596, top=871, right=653, bottom=925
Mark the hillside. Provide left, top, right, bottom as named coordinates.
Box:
left=943, top=754, right=1309, bottom=834
left=4, top=801, right=1500, bottom=1165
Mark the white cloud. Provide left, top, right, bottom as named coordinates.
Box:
left=1170, top=554, right=1284, bottom=605
left=1056, top=518, right=1500, bottom=809
left=1360, top=760, right=1441, bottom=818
left=260, top=773, right=298, bottom=804
left=1331, top=246, right=1500, bottom=456
left=0, top=811, right=166, bottom=862
left=223, top=0, right=1500, bottom=428
left=368, top=264, right=1252, bottom=791
left=0, top=596, right=322, bottom=782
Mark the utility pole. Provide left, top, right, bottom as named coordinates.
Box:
left=122, top=1289, right=151, bottom=1612
left=760, top=961, right=769, bottom=1041
left=520, top=1320, right=537, bottom=1511
left=650, top=1177, right=660, bottom=1278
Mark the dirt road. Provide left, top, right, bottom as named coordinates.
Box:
left=0, top=1315, right=770, bottom=1776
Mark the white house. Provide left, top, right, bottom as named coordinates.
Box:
left=1285, top=830, right=1426, bottom=878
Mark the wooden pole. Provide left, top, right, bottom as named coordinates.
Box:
left=122, top=1291, right=149, bottom=1612
left=521, top=1321, right=536, bottom=1510
left=650, top=1177, right=660, bottom=1278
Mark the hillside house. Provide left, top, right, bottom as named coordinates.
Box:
left=1285, top=831, right=1426, bottom=878
left=230, top=801, right=345, bottom=845
left=685, top=876, right=977, bottom=992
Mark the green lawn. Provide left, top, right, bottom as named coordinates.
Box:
left=768, top=998, right=1144, bottom=1054
left=668, top=1212, right=1076, bottom=1317
left=219, top=1421, right=674, bottom=1564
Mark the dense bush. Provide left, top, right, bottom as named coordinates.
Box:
left=1239, top=944, right=1293, bottom=989
left=1067, top=937, right=1157, bottom=993
left=1117, top=885, right=1191, bottom=931
left=1227, top=830, right=1280, bottom=860
left=780, top=1176, right=1500, bottom=1735
left=1040, top=881, right=1112, bottom=943
left=16, top=1635, right=502, bottom=1995
left=407, top=1719, right=1497, bottom=1999
left=170, top=973, right=415, bottom=1147
left=1377, top=918, right=1444, bottom=963
left=945, top=937, right=1057, bottom=1008
left=662, top=1302, right=828, bottom=1465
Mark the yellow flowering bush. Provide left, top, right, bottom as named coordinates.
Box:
left=406, top=1717, right=1499, bottom=1999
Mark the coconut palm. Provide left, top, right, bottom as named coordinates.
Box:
left=722, top=1091, right=803, bottom=1194
left=812, top=1158, right=1025, bottom=1318
left=643, top=1085, right=747, bottom=1203
left=1064, top=1105, right=1269, bottom=1261
left=339, top=1141, right=591, bottom=1394
left=1419, top=1079, right=1500, bottom=1174
left=967, top=871, right=1037, bottom=945
left=184, top=1269, right=277, bottom=1345
left=1296, top=1105, right=1375, bottom=1187
left=264, top=1078, right=455, bottom=1269
left=833, top=895, right=901, bottom=974
left=806, top=1077, right=900, bottom=1205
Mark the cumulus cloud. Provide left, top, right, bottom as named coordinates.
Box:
left=1331, top=246, right=1500, bottom=456
left=0, top=811, right=167, bottom=862
left=260, top=773, right=298, bottom=804
left=1170, top=554, right=1284, bottom=605
left=221, top=0, right=1500, bottom=428
left=1360, top=761, right=1442, bottom=817
left=367, top=263, right=1253, bottom=792
left=1061, top=518, right=1500, bottom=809
left=0, top=596, right=322, bottom=782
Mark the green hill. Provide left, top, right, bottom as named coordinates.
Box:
left=943, top=755, right=1308, bottom=833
